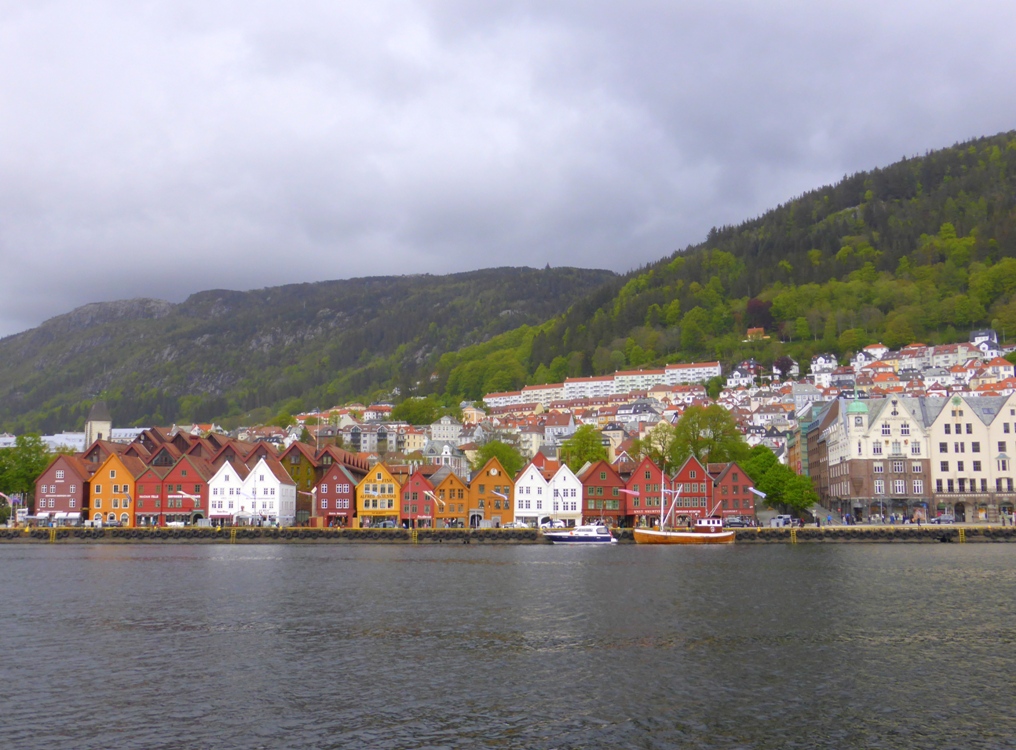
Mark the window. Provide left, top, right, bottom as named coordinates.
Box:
left=70, top=499, right=76, bottom=508
left=690, top=470, right=697, bottom=479
left=973, top=460, right=982, bottom=472
left=944, top=424, right=951, bottom=435
left=893, top=480, right=905, bottom=494
left=913, top=480, right=924, bottom=495
left=954, top=442, right=965, bottom=453
left=936, top=479, right=943, bottom=493
left=109, top=469, right=117, bottom=478
left=947, top=479, right=955, bottom=492
left=911, top=463, right=922, bottom=473
left=999, top=442, right=1007, bottom=453
left=874, top=480, right=884, bottom=495
left=998, top=459, right=1010, bottom=472
left=939, top=442, right=948, bottom=453
left=981, top=479, right=989, bottom=492
left=55, top=470, right=65, bottom=480
left=882, top=423, right=891, bottom=436
left=872, top=442, right=883, bottom=455
left=911, top=443, right=921, bottom=455
left=900, top=423, right=910, bottom=436
left=972, top=442, right=981, bottom=453
left=957, top=461, right=965, bottom=472
left=966, top=424, right=972, bottom=434
left=941, top=461, right=949, bottom=472
left=1006, top=423, right=1011, bottom=434
left=70, top=484, right=76, bottom=493
left=94, top=484, right=102, bottom=494
left=873, top=463, right=884, bottom=474
left=321, top=499, right=329, bottom=510
left=892, top=461, right=904, bottom=473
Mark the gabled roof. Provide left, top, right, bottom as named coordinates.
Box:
left=280, top=441, right=320, bottom=466
left=577, top=459, right=622, bottom=483
left=40, top=453, right=97, bottom=481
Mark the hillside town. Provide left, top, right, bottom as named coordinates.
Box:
left=6, top=329, right=1016, bottom=528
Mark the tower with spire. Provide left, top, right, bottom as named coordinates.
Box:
left=84, top=401, right=113, bottom=445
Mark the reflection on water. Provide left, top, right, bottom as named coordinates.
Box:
left=3, top=544, right=1015, bottom=749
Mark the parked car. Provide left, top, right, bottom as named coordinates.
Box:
left=930, top=515, right=956, bottom=524
left=540, top=520, right=566, bottom=529
left=376, top=520, right=397, bottom=529
left=503, top=521, right=528, bottom=529
left=770, top=515, right=794, bottom=528
left=724, top=516, right=749, bottom=528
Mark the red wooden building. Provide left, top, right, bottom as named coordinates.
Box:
left=314, top=464, right=359, bottom=527
left=34, top=454, right=95, bottom=525
left=401, top=469, right=436, bottom=528
left=670, top=456, right=711, bottom=522
left=624, top=457, right=667, bottom=526
left=578, top=460, right=625, bottom=526
left=707, top=462, right=757, bottom=518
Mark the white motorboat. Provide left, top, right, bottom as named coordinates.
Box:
left=542, top=524, right=618, bottom=544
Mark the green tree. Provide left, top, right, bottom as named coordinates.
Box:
left=559, top=424, right=608, bottom=473
left=0, top=434, right=52, bottom=512
left=794, top=316, right=810, bottom=341
left=632, top=421, right=680, bottom=468
left=548, top=356, right=570, bottom=383
left=705, top=375, right=725, bottom=399
left=391, top=396, right=440, bottom=425
left=470, top=440, right=525, bottom=478
left=672, top=405, right=750, bottom=465
left=744, top=446, right=818, bottom=515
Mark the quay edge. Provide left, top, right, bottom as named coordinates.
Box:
left=2, top=525, right=1016, bottom=543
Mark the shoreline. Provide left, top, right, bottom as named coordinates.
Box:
left=2, top=524, right=1015, bottom=544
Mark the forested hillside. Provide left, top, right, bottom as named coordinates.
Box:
left=5, top=131, right=1016, bottom=431
left=430, top=131, right=1016, bottom=401
left=0, top=267, right=616, bottom=432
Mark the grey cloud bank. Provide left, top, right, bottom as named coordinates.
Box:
left=2, top=1, right=1015, bottom=337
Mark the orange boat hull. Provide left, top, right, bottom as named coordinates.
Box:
left=633, top=527, right=736, bottom=545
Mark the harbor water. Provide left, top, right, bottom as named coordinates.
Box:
left=2, top=543, right=1015, bottom=749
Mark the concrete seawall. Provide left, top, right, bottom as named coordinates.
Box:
left=2, top=525, right=1014, bottom=544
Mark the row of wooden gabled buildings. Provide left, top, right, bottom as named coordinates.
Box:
left=32, top=426, right=758, bottom=528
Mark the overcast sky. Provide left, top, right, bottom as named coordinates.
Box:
left=2, top=1, right=1015, bottom=338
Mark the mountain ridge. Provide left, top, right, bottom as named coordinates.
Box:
left=0, top=267, right=618, bottom=432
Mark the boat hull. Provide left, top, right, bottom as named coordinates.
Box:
left=543, top=532, right=617, bottom=544
left=633, top=527, right=735, bottom=545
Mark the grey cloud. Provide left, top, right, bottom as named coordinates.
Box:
left=2, top=1, right=1016, bottom=337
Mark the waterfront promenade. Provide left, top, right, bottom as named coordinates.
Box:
left=1, top=523, right=1014, bottom=543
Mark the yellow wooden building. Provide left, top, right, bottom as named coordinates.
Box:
left=356, top=463, right=401, bottom=527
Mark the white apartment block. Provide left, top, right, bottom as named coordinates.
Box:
left=521, top=383, right=566, bottom=407
left=484, top=361, right=722, bottom=409
left=663, top=361, right=722, bottom=385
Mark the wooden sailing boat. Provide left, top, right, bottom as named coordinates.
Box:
left=632, top=483, right=735, bottom=545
